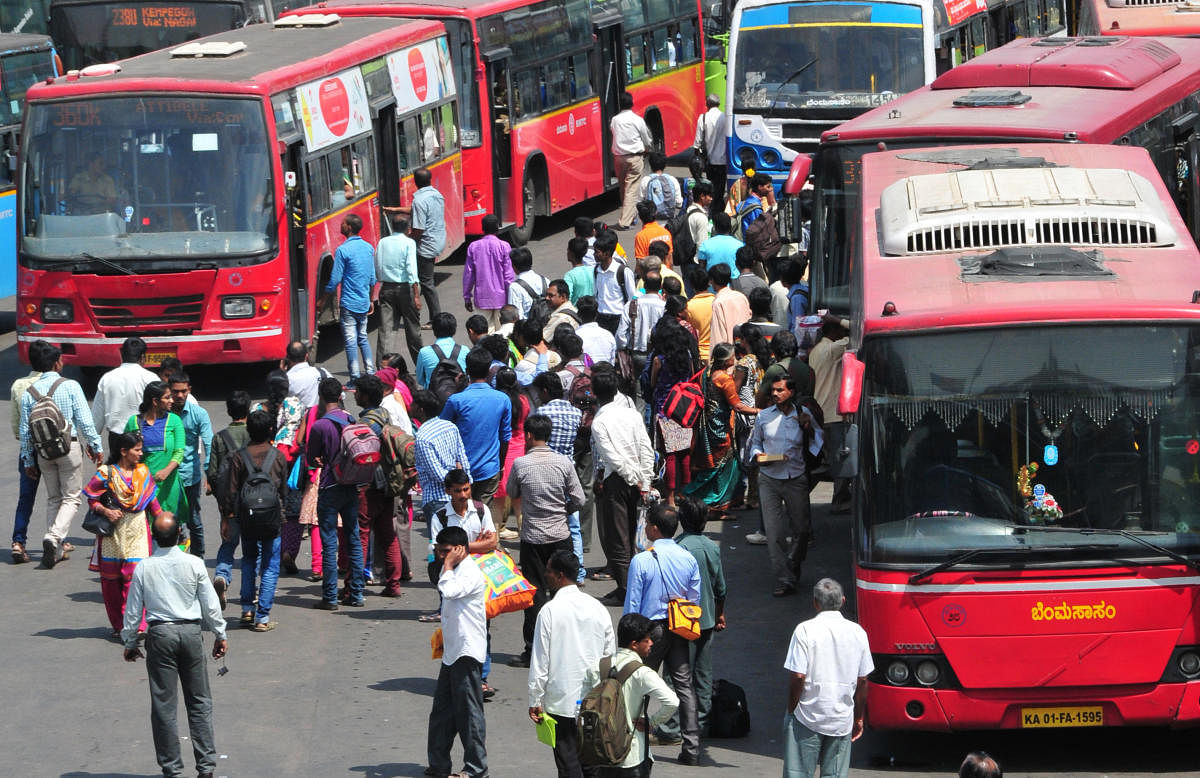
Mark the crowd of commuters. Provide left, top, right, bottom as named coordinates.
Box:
left=9, top=110, right=938, bottom=778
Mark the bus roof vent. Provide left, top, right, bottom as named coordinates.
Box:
left=959, top=247, right=1115, bottom=280
left=170, top=41, right=246, bottom=58
left=880, top=167, right=1177, bottom=255
left=274, top=13, right=341, bottom=27
left=952, top=89, right=1032, bottom=107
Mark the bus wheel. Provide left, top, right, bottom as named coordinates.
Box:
left=510, top=170, right=540, bottom=246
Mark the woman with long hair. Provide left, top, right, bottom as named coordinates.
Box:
left=684, top=342, right=759, bottom=518
left=124, top=381, right=186, bottom=519
left=85, top=430, right=164, bottom=638
left=733, top=323, right=772, bottom=509
left=493, top=366, right=531, bottom=540
left=649, top=315, right=700, bottom=506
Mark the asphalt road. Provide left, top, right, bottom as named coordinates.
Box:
left=2, top=184, right=1199, bottom=777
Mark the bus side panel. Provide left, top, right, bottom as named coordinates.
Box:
left=0, top=186, right=15, bottom=299
left=627, top=63, right=705, bottom=155
left=511, top=99, right=604, bottom=216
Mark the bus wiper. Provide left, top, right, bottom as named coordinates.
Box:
left=766, top=58, right=818, bottom=119
left=1017, top=525, right=1200, bottom=574
left=79, top=252, right=136, bottom=275
left=908, top=543, right=1119, bottom=585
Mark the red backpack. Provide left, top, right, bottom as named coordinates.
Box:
left=663, top=369, right=705, bottom=428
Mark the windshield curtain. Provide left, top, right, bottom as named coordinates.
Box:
left=733, top=12, right=923, bottom=111
left=21, top=96, right=275, bottom=261
left=859, top=326, right=1200, bottom=565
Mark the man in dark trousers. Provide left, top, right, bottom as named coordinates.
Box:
left=121, top=513, right=228, bottom=778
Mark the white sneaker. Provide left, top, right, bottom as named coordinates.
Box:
left=498, top=528, right=520, bottom=542
left=745, top=532, right=768, bottom=545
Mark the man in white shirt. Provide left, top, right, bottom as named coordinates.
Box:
left=591, top=230, right=639, bottom=334
left=527, top=550, right=615, bottom=778
left=783, top=578, right=872, bottom=778
left=693, top=94, right=727, bottom=215
left=575, top=296, right=617, bottom=366
left=590, top=370, right=654, bottom=605
left=282, top=340, right=327, bottom=407
left=428, top=525, right=489, bottom=778
left=610, top=91, right=653, bottom=230
left=374, top=215, right=422, bottom=364
left=91, top=337, right=159, bottom=436
left=616, top=271, right=666, bottom=356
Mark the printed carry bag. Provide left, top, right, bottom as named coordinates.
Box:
left=472, top=549, right=537, bottom=618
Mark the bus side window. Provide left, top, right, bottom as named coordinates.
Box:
left=305, top=158, right=330, bottom=216
left=515, top=68, right=541, bottom=118
left=570, top=53, right=593, bottom=100
left=398, top=117, right=420, bottom=172
left=440, top=102, right=459, bottom=150
left=652, top=28, right=670, bottom=71
left=678, top=18, right=698, bottom=63
left=351, top=137, right=377, bottom=195
left=628, top=35, right=648, bottom=81
left=544, top=59, right=570, bottom=109
left=418, top=108, right=441, bottom=163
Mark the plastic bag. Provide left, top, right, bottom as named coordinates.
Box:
left=473, top=550, right=537, bottom=618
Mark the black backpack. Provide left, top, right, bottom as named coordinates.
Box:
left=236, top=447, right=282, bottom=540
left=429, top=343, right=468, bottom=404
left=514, top=276, right=552, bottom=326
left=668, top=204, right=702, bottom=266
left=709, top=679, right=751, bottom=738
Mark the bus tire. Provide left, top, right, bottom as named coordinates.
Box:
left=510, top=165, right=544, bottom=246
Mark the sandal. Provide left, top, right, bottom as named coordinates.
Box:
left=11, top=543, right=29, bottom=564
left=240, top=612, right=254, bottom=625
left=417, top=612, right=441, bottom=623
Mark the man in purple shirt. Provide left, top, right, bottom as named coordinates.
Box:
left=463, top=214, right=515, bottom=333
left=305, top=376, right=365, bottom=610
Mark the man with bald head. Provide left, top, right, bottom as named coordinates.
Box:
left=122, top=513, right=228, bottom=778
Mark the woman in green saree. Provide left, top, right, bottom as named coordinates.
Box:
left=124, top=381, right=186, bottom=520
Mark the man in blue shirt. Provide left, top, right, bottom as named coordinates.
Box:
left=696, top=212, right=743, bottom=280
left=440, top=348, right=512, bottom=506
left=320, top=213, right=376, bottom=387
left=390, top=167, right=446, bottom=326
left=169, top=371, right=213, bottom=558
left=416, top=312, right=468, bottom=388
left=737, top=172, right=774, bottom=236
left=624, top=503, right=703, bottom=765
left=375, top=215, right=422, bottom=365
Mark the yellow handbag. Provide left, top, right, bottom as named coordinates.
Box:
left=653, top=548, right=702, bottom=641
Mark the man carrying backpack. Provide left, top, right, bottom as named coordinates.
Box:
left=220, top=409, right=287, bottom=632
left=579, top=613, right=678, bottom=777
left=638, top=152, right=682, bottom=224
left=416, top=312, right=468, bottom=389
left=19, top=339, right=103, bottom=568
left=592, top=230, right=638, bottom=335
left=353, top=375, right=405, bottom=598
left=305, top=376, right=367, bottom=610
left=506, top=247, right=549, bottom=321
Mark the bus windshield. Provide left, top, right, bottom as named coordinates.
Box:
left=859, top=325, right=1200, bottom=566
left=21, top=96, right=275, bottom=263
left=49, top=0, right=247, bottom=70
left=0, top=49, right=56, bottom=127
left=733, top=3, right=923, bottom=112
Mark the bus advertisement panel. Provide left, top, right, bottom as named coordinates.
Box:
left=16, top=16, right=463, bottom=367
left=841, top=142, right=1200, bottom=732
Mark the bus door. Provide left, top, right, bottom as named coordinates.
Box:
left=1173, top=112, right=1200, bottom=244
left=283, top=142, right=310, bottom=341
left=483, top=47, right=515, bottom=224
left=592, top=13, right=624, bottom=189
left=375, top=104, right=400, bottom=235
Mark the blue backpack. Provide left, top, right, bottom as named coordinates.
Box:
left=646, top=173, right=678, bottom=221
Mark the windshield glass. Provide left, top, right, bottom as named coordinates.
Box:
left=859, top=326, right=1200, bottom=565
left=21, top=96, right=275, bottom=262
left=733, top=3, right=924, bottom=112
left=0, top=49, right=56, bottom=127
left=50, top=1, right=245, bottom=70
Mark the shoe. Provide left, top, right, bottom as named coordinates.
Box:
left=364, top=574, right=378, bottom=586
left=497, top=528, right=519, bottom=542
left=773, top=584, right=797, bottom=597
left=421, top=323, right=433, bottom=330
left=507, top=653, right=530, bottom=668
left=344, top=599, right=365, bottom=607
left=308, top=572, right=323, bottom=582
left=379, top=588, right=403, bottom=598
left=61, top=541, right=75, bottom=553
left=482, top=682, right=497, bottom=700
left=240, top=612, right=254, bottom=625
left=677, top=751, right=699, bottom=766
left=650, top=733, right=682, bottom=746
left=251, top=621, right=277, bottom=632
left=589, top=569, right=614, bottom=581
left=11, top=542, right=29, bottom=564
left=313, top=600, right=339, bottom=611
left=213, top=577, right=227, bottom=609
left=599, top=589, right=625, bottom=605
left=345, top=378, right=359, bottom=391
left=281, top=552, right=299, bottom=575
left=745, top=532, right=768, bottom=545
left=423, top=768, right=448, bottom=778
left=41, top=539, right=60, bottom=569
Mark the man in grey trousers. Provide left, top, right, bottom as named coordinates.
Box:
left=122, top=513, right=228, bottom=778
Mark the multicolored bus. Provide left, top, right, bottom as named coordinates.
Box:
left=290, top=0, right=705, bottom=243
left=0, top=32, right=57, bottom=300
left=841, top=141, right=1200, bottom=731
left=792, top=34, right=1200, bottom=313
left=16, top=14, right=464, bottom=366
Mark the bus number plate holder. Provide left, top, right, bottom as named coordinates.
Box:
left=1021, top=706, right=1103, bottom=728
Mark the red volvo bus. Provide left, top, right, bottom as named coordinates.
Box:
left=17, top=14, right=465, bottom=367
left=837, top=141, right=1200, bottom=731
left=287, top=0, right=705, bottom=242
left=785, top=34, right=1200, bottom=314
left=1073, top=0, right=1200, bottom=37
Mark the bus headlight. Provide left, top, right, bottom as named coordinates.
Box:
left=885, top=660, right=910, bottom=685
left=41, top=299, right=73, bottom=322
left=760, top=149, right=782, bottom=168
left=915, top=660, right=941, bottom=686
left=221, top=296, right=255, bottom=319
left=738, top=146, right=757, bottom=173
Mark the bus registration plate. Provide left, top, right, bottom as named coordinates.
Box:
left=143, top=349, right=177, bottom=368
left=1021, top=706, right=1103, bottom=728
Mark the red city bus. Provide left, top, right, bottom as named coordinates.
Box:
left=837, top=141, right=1200, bottom=731
left=1073, top=0, right=1200, bottom=37
left=791, top=34, right=1200, bottom=314
left=17, top=14, right=465, bottom=367
left=287, top=0, right=705, bottom=242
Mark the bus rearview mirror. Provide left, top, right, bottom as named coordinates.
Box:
left=838, top=352, right=865, bottom=416
left=783, top=154, right=812, bottom=196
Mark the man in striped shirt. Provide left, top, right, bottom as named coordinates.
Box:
left=411, top=389, right=471, bottom=522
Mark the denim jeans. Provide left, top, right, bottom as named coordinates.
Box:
left=240, top=534, right=281, bottom=623
left=181, top=482, right=205, bottom=557
left=782, top=713, right=851, bottom=778
left=317, top=484, right=363, bottom=604
left=568, top=510, right=585, bottom=583
left=339, top=307, right=374, bottom=379
left=214, top=518, right=241, bottom=585
left=13, top=456, right=39, bottom=546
